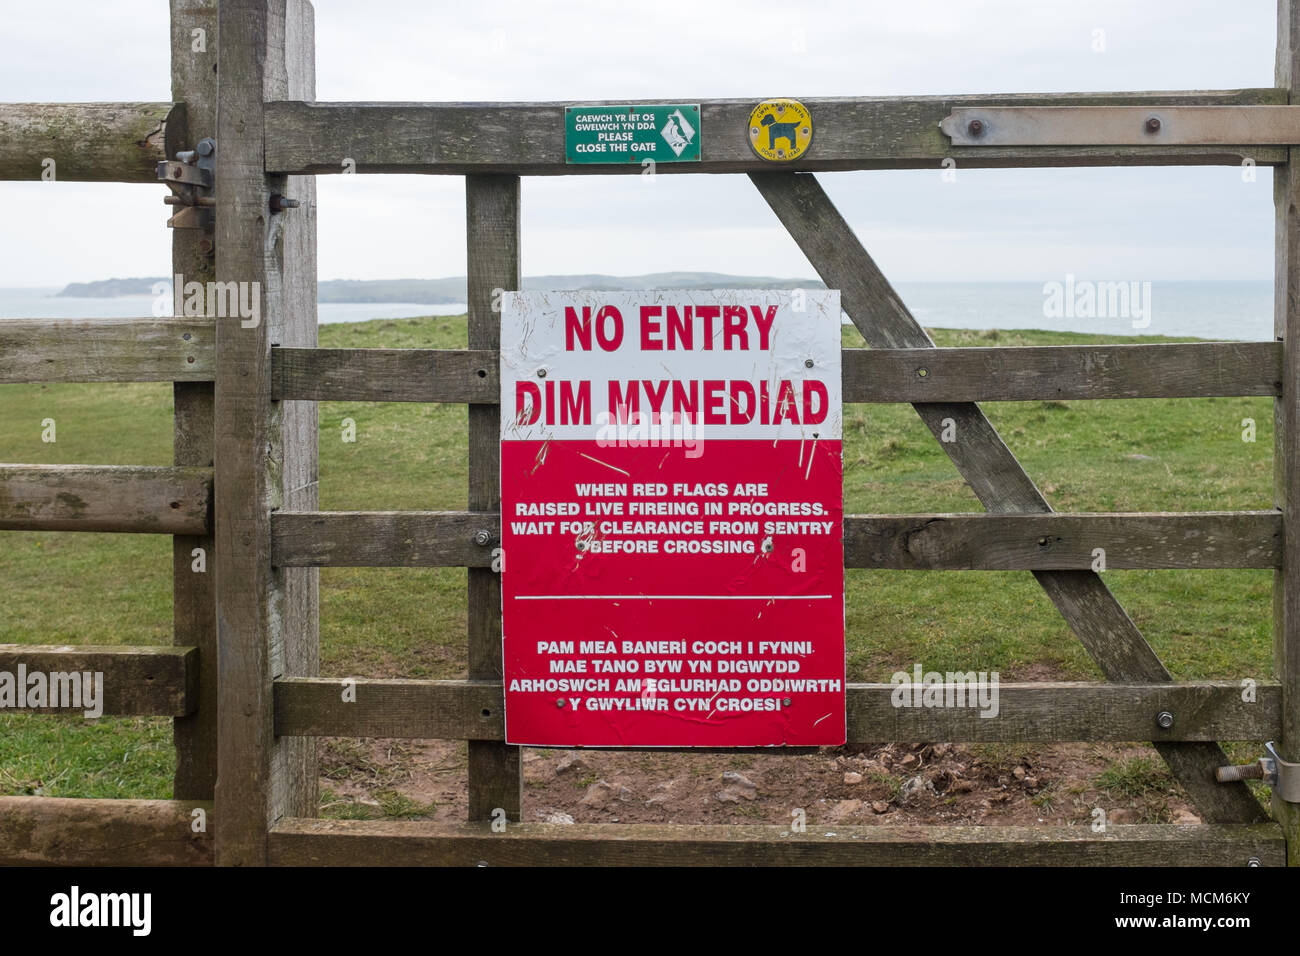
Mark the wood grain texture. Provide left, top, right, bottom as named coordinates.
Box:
left=846, top=343, right=1281, bottom=402
left=270, top=343, right=1278, bottom=405
left=751, top=171, right=1267, bottom=824
left=270, top=509, right=1278, bottom=571
left=0, top=102, right=170, bottom=183
left=0, top=464, right=210, bottom=534
left=170, top=0, right=220, bottom=803
left=465, top=174, right=521, bottom=822
left=849, top=511, right=1280, bottom=570
left=272, top=347, right=497, bottom=401
left=0, top=316, right=214, bottom=384
left=273, top=678, right=1280, bottom=744
left=0, top=645, right=196, bottom=716
left=264, top=89, right=1288, bottom=177
left=1274, top=0, right=1300, bottom=865
left=213, top=0, right=317, bottom=867
left=0, top=798, right=213, bottom=866
left=272, top=510, right=497, bottom=566
left=269, top=819, right=1285, bottom=867
left=273, top=0, right=321, bottom=830
left=275, top=678, right=504, bottom=738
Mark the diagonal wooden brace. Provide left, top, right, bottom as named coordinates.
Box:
left=750, top=170, right=1267, bottom=823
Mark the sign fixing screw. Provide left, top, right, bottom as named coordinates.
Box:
left=1156, top=710, right=1175, bottom=729
left=967, top=119, right=985, bottom=137
left=1145, top=116, right=1162, bottom=134
left=473, top=530, right=491, bottom=546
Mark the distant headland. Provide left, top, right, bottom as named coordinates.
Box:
left=56, top=273, right=827, bottom=301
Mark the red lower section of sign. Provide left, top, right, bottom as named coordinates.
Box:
left=501, top=438, right=845, bottom=747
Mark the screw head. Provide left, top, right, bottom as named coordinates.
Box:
left=804, top=358, right=814, bottom=368
left=1145, top=116, right=1162, bottom=133
left=556, top=698, right=566, bottom=708
left=967, top=118, right=985, bottom=137
left=1247, top=857, right=1261, bottom=867
left=537, top=368, right=547, bottom=378
left=1156, top=710, right=1175, bottom=729
left=473, top=530, right=491, bottom=546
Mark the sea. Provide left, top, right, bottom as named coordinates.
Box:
left=0, top=281, right=1275, bottom=341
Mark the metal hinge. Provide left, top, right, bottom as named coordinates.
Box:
left=158, top=137, right=215, bottom=255
left=1216, top=741, right=1300, bottom=802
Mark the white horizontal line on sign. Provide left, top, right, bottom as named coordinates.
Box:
left=514, top=594, right=833, bottom=600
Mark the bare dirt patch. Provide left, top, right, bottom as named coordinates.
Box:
left=318, top=737, right=1218, bottom=827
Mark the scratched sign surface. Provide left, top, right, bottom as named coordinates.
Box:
left=499, top=290, right=845, bottom=747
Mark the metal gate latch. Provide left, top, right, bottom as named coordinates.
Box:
left=158, top=137, right=215, bottom=255
left=1216, top=741, right=1300, bottom=802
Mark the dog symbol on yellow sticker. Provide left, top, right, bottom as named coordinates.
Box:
left=748, top=100, right=813, bottom=161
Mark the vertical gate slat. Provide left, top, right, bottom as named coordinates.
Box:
left=465, top=175, right=522, bottom=822
left=1275, top=0, right=1300, bottom=867
left=169, top=0, right=218, bottom=803
left=213, top=0, right=318, bottom=866
left=750, top=171, right=1268, bottom=825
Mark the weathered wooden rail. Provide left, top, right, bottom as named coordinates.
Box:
left=1, top=0, right=1298, bottom=866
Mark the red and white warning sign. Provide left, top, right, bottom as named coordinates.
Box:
left=500, top=290, right=844, bottom=747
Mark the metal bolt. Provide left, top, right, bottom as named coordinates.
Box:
left=782, top=698, right=792, bottom=707
left=537, top=368, right=547, bottom=378
left=1216, top=762, right=1265, bottom=782
left=804, top=358, right=814, bottom=368
left=1247, top=857, right=1261, bottom=867
left=916, top=367, right=928, bottom=378
left=196, top=138, right=215, bottom=156
left=1156, top=710, right=1175, bottom=729
left=473, top=530, right=491, bottom=546
left=556, top=698, right=566, bottom=708
left=269, top=194, right=300, bottom=213
left=1145, top=116, right=1162, bottom=133
left=967, top=118, right=985, bottom=137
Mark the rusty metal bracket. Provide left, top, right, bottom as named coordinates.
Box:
left=158, top=137, right=215, bottom=254
left=940, top=106, right=1300, bottom=147
left=1216, top=741, right=1300, bottom=802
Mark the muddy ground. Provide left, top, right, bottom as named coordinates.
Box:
left=319, top=736, right=1215, bottom=827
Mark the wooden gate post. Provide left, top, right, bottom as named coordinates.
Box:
left=213, top=0, right=319, bottom=865
left=169, top=0, right=218, bottom=803
left=466, top=175, right=522, bottom=822
left=1275, top=0, right=1300, bottom=867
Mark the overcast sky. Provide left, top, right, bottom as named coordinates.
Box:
left=0, top=0, right=1283, bottom=287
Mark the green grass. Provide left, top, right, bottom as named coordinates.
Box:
left=0, top=316, right=1278, bottom=799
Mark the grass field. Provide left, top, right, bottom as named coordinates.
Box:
left=0, top=316, right=1276, bottom=800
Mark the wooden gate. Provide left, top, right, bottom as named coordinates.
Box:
left=1, top=0, right=1297, bottom=865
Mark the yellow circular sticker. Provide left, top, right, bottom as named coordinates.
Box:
left=748, top=100, right=813, bottom=161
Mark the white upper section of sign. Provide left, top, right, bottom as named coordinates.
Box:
left=500, top=290, right=842, bottom=441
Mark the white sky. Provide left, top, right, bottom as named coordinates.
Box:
left=0, top=0, right=1282, bottom=286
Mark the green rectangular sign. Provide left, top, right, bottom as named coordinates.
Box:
left=565, top=104, right=701, bottom=164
